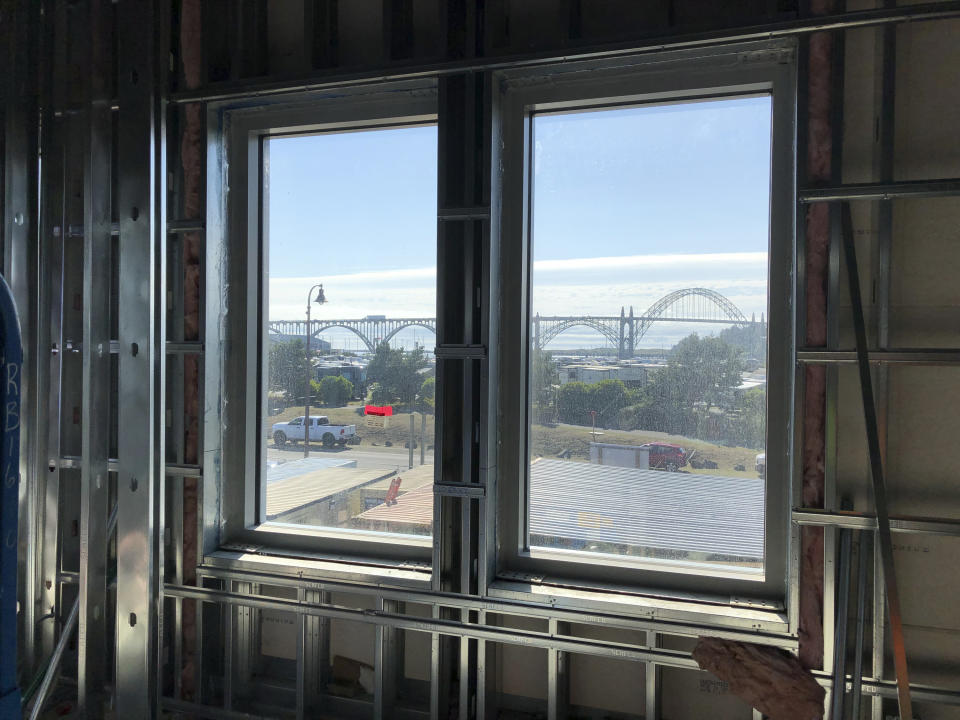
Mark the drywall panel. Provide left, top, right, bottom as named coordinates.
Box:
left=841, top=22, right=880, bottom=186
left=889, top=198, right=960, bottom=348
left=338, top=0, right=385, bottom=67
left=569, top=624, right=645, bottom=716
left=403, top=602, right=432, bottom=683
left=329, top=592, right=377, bottom=668
left=268, top=0, right=307, bottom=74
left=579, top=1, right=670, bottom=41
left=885, top=366, right=960, bottom=519
left=260, top=585, right=299, bottom=661
left=894, top=19, right=960, bottom=181
left=495, top=615, right=549, bottom=702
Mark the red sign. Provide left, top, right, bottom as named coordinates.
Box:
left=365, top=405, right=394, bottom=417
left=385, top=477, right=402, bottom=506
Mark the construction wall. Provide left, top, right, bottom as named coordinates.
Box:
left=5, top=1, right=960, bottom=718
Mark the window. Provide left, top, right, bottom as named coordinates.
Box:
left=263, top=124, right=436, bottom=540
left=209, top=81, right=438, bottom=563
left=494, top=46, right=795, bottom=599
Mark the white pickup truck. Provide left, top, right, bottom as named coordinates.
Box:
left=272, top=415, right=357, bottom=448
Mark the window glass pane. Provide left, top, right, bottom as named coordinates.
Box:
left=527, top=96, right=771, bottom=574
left=264, top=124, right=437, bottom=538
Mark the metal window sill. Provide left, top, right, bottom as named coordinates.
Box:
left=487, top=577, right=792, bottom=638
left=203, top=547, right=432, bottom=590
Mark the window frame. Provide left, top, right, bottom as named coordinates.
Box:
left=490, top=44, right=797, bottom=602
left=204, top=80, right=438, bottom=568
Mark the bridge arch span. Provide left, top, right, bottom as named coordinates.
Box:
left=310, top=322, right=376, bottom=353
left=635, top=287, right=748, bottom=341
left=382, top=321, right=437, bottom=347
left=538, top=318, right=620, bottom=349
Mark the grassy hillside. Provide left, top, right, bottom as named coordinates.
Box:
left=267, top=403, right=761, bottom=478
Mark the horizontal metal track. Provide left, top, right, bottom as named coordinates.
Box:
left=434, top=483, right=485, bottom=498
left=797, top=348, right=960, bottom=365
left=434, top=344, right=487, bottom=359
left=54, top=340, right=202, bottom=355
left=162, top=694, right=431, bottom=719
left=813, top=671, right=960, bottom=706
left=193, top=565, right=794, bottom=647
left=164, top=584, right=960, bottom=707
left=165, top=341, right=205, bottom=354
left=160, top=698, right=266, bottom=720
left=169, top=2, right=960, bottom=105
left=56, top=456, right=200, bottom=478
left=793, top=508, right=960, bottom=536
left=438, top=206, right=490, bottom=221
left=65, top=220, right=205, bottom=237
left=799, top=178, right=960, bottom=202
left=167, top=219, right=205, bottom=233
left=861, top=678, right=960, bottom=706
left=165, top=583, right=701, bottom=668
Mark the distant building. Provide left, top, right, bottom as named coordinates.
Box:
left=313, top=359, right=366, bottom=396
left=558, top=362, right=664, bottom=387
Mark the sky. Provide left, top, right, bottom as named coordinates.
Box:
left=267, top=95, right=772, bottom=351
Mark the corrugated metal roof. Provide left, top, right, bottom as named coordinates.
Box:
left=356, top=459, right=764, bottom=559
left=265, top=466, right=393, bottom=518
left=266, top=457, right=357, bottom=485
left=356, top=482, right=434, bottom=526
left=528, top=458, right=764, bottom=559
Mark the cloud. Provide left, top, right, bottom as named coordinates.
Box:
left=532, top=251, right=766, bottom=273
left=268, top=252, right=769, bottom=349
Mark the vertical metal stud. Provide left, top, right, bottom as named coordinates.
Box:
left=296, top=587, right=306, bottom=720
left=4, top=0, right=41, bottom=677
left=871, top=10, right=896, bottom=720
left=36, top=1, right=68, bottom=668
left=645, top=632, right=661, bottom=720
left=547, top=619, right=569, bottom=720
left=115, top=0, right=165, bottom=714
left=375, top=598, right=399, bottom=720
left=78, top=0, right=113, bottom=710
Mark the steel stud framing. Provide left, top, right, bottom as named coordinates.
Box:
left=9, top=2, right=960, bottom=718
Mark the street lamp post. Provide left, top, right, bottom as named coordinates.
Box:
left=304, top=283, right=326, bottom=458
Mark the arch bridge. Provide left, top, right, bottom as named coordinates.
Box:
left=268, top=288, right=755, bottom=358
left=267, top=317, right=437, bottom=353
left=534, top=287, right=753, bottom=358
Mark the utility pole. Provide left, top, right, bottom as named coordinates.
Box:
left=408, top=413, right=415, bottom=469
left=303, top=284, right=326, bottom=458
left=420, top=412, right=426, bottom=465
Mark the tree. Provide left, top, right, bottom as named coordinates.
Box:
left=268, top=339, right=310, bottom=402
left=668, top=334, right=745, bottom=411
left=557, top=382, right=591, bottom=426
left=419, top=376, right=436, bottom=413
left=531, top=348, right=558, bottom=424
left=368, top=382, right=391, bottom=406
left=365, top=342, right=430, bottom=407
left=319, top=375, right=353, bottom=407
left=589, top=379, right=630, bottom=428
left=729, top=386, right=766, bottom=449
left=643, top=334, right=746, bottom=437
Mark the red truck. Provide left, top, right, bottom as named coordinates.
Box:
left=639, top=442, right=687, bottom=472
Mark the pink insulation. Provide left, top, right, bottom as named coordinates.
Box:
left=798, top=14, right=835, bottom=672
left=693, top=637, right=825, bottom=720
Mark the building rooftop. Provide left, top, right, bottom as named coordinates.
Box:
left=355, top=458, right=764, bottom=559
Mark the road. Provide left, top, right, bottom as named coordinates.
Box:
left=266, top=443, right=434, bottom=472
